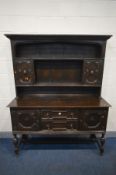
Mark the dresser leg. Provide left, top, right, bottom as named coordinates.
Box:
left=100, top=133, right=105, bottom=155
left=96, top=133, right=105, bottom=155
left=13, top=134, right=21, bottom=155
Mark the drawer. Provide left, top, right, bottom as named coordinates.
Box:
left=80, top=109, right=108, bottom=131
left=11, top=110, right=41, bottom=131
left=41, top=110, right=78, bottom=119
left=41, top=110, right=79, bottom=131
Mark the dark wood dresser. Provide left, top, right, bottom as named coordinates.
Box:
left=5, top=34, right=111, bottom=155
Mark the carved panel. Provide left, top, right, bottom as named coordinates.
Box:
left=80, top=109, right=108, bottom=131
left=41, top=110, right=79, bottom=131
left=14, top=60, right=35, bottom=85
left=83, top=60, right=103, bottom=85
left=11, top=110, right=41, bottom=131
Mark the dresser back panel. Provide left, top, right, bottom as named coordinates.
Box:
left=35, top=60, right=82, bottom=84
left=17, top=86, right=101, bottom=96
left=15, top=42, right=102, bottom=59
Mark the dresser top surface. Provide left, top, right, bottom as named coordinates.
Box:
left=8, top=95, right=110, bottom=108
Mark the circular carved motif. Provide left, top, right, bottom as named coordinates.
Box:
left=18, top=112, right=36, bottom=129
left=84, top=113, right=101, bottom=129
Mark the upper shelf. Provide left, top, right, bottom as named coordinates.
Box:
left=5, top=34, right=112, bottom=60
left=16, top=82, right=101, bottom=87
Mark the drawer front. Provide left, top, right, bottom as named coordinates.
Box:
left=14, top=60, right=35, bottom=85
left=83, top=60, right=103, bottom=85
left=11, top=110, right=41, bottom=131
left=41, top=110, right=79, bottom=131
left=80, top=109, right=108, bottom=131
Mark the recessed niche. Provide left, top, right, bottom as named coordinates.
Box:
left=35, top=60, right=83, bottom=85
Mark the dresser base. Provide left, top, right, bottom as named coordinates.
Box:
left=8, top=96, right=110, bottom=155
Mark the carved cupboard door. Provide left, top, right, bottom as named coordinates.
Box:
left=80, top=109, right=108, bottom=131
left=11, top=110, right=41, bottom=131
left=13, top=60, right=35, bottom=85
left=83, top=60, right=103, bottom=85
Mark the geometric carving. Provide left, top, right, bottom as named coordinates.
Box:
left=11, top=110, right=40, bottom=131
left=41, top=110, right=79, bottom=131
left=14, top=60, right=35, bottom=85
left=80, top=109, right=108, bottom=131
left=83, top=60, right=103, bottom=85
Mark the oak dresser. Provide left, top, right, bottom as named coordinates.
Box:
left=5, top=34, right=111, bottom=155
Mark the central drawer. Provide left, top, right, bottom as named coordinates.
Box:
left=41, top=110, right=79, bottom=131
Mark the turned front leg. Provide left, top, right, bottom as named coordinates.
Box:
left=100, top=133, right=105, bottom=155
left=13, top=134, right=21, bottom=155
left=96, top=133, right=105, bottom=155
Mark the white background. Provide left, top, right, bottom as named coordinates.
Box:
left=0, top=0, right=116, bottom=132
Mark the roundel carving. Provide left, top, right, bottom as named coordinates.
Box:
left=84, top=113, right=101, bottom=129
left=18, top=114, right=35, bottom=128
left=16, top=111, right=40, bottom=131
left=81, top=110, right=107, bottom=131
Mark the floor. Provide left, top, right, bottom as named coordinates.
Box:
left=0, top=137, right=116, bottom=175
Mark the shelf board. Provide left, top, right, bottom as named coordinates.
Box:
left=7, top=95, right=111, bottom=108
left=16, top=82, right=101, bottom=87
left=14, top=57, right=104, bottom=61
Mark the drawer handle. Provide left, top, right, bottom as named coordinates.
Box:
left=58, top=112, right=62, bottom=116
left=23, top=69, right=27, bottom=74
left=46, top=113, right=49, bottom=116
left=90, top=70, right=94, bottom=74
left=70, top=123, right=73, bottom=129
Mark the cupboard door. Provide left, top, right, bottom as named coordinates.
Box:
left=80, top=109, right=108, bottom=131
left=11, top=110, right=41, bottom=131
left=14, top=60, right=35, bottom=85
left=83, top=60, right=103, bottom=85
